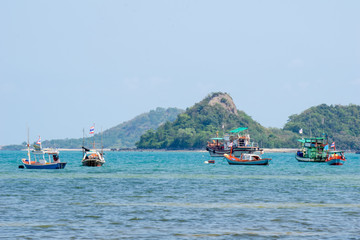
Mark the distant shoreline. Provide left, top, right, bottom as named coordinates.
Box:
left=43, top=148, right=298, bottom=153
left=8, top=148, right=357, bottom=153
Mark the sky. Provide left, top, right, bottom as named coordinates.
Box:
left=1, top=0, right=359, bottom=145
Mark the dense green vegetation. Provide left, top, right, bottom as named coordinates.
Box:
left=136, top=93, right=300, bottom=149
left=283, top=104, right=360, bottom=150
left=3, top=94, right=359, bottom=151
left=1, top=107, right=183, bottom=150
left=136, top=93, right=360, bottom=150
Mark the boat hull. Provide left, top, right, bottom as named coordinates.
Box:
left=224, top=155, right=271, bottom=165
left=206, top=147, right=230, bottom=157
left=326, top=158, right=345, bottom=165
left=232, top=147, right=264, bottom=156
left=22, top=161, right=67, bottom=169
left=206, top=147, right=263, bottom=157
left=82, top=159, right=104, bottom=167
left=295, top=155, right=326, bottom=162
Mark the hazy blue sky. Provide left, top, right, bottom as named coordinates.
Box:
left=1, top=0, right=359, bottom=145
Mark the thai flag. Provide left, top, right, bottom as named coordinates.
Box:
left=89, top=126, right=95, bottom=134
left=36, top=136, right=41, bottom=145
left=331, top=142, right=335, bottom=148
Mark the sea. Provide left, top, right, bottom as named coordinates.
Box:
left=0, top=151, right=359, bottom=239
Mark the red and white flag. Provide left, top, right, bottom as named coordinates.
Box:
left=89, top=125, right=95, bottom=134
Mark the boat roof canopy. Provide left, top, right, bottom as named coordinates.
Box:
left=210, top=137, right=223, bottom=140
left=328, top=150, right=344, bottom=153
left=297, top=137, right=326, bottom=143
left=229, top=127, right=248, bottom=133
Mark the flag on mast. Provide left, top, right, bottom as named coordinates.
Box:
left=90, top=125, right=95, bottom=134
left=299, top=128, right=303, bottom=134
left=330, top=142, right=335, bottom=148
left=36, top=136, right=41, bottom=145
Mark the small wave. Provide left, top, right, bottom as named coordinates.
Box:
left=175, top=230, right=336, bottom=238
left=99, top=202, right=360, bottom=209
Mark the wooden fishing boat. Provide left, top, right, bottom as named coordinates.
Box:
left=325, top=151, right=346, bottom=165
left=206, top=127, right=263, bottom=157
left=20, top=134, right=66, bottom=169
left=82, top=147, right=105, bottom=167
left=206, top=137, right=231, bottom=157
left=81, top=125, right=105, bottom=167
left=295, top=137, right=328, bottom=162
left=224, top=152, right=271, bottom=165
left=21, top=149, right=66, bottom=169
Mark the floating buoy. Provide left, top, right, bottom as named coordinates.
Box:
left=204, top=160, right=215, bottom=164
left=18, top=165, right=24, bottom=169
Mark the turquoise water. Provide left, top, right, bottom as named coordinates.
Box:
left=1, top=151, right=359, bottom=239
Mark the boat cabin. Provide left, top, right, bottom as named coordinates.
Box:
left=241, top=154, right=261, bottom=161
left=24, top=148, right=60, bottom=164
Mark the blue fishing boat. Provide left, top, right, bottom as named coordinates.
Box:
left=20, top=134, right=66, bottom=169
left=21, top=148, right=66, bottom=169
left=224, top=152, right=271, bottom=165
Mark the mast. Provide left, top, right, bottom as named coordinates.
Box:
left=93, top=123, right=95, bottom=149
left=27, top=127, right=31, bottom=164
left=82, top=128, right=85, bottom=158
left=101, top=127, right=103, bottom=156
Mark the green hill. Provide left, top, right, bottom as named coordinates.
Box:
left=283, top=104, right=360, bottom=150
left=100, top=107, right=184, bottom=148
left=136, top=92, right=298, bottom=149
left=2, top=107, right=184, bottom=150
left=3, top=98, right=359, bottom=151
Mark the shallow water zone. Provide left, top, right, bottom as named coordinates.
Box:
left=0, top=151, right=359, bottom=239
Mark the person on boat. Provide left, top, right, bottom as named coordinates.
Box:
left=53, top=154, right=59, bottom=163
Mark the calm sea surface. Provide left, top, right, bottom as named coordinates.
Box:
left=0, top=151, right=359, bottom=239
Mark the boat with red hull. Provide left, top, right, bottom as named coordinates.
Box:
left=325, top=151, right=346, bottom=165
